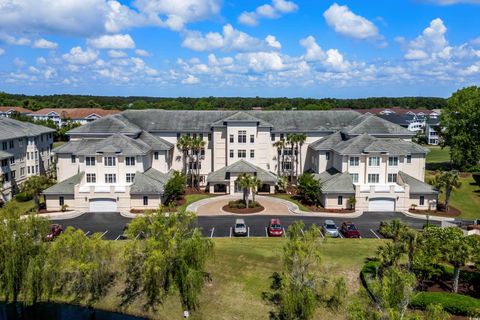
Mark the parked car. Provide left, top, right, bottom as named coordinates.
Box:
left=322, top=220, right=339, bottom=237
left=268, top=219, right=284, bottom=237
left=233, top=219, right=248, bottom=237
left=46, top=224, right=63, bottom=241
left=340, top=222, right=361, bottom=238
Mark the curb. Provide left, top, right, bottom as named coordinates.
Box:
left=27, top=210, right=86, bottom=220
left=119, top=211, right=142, bottom=219
left=400, top=210, right=455, bottom=222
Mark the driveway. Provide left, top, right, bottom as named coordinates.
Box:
left=196, top=195, right=292, bottom=215
left=51, top=210, right=439, bottom=240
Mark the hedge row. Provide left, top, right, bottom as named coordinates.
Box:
left=361, top=261, right=480, bottom=316
left=15, top=192, right=33, bottom=202
left=410, top=292, right=480, bottom=316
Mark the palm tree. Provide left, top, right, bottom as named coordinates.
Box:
left=431, top=170, right=461, bottom=212
left=287, top=134, right=296, bottom=185
left=21, top=175, right=53, bottom=211
left=296, top=133, right=307, bottom=176
left=0, top=175, right=5, bottom=206
left=251, top=176, right=262, bottom=204
left=176, top=135, right=191, bottom=176
left=236, top=173, right=256, bottom=208
left=273, top=139, right=285, bottom=176
left=192, top=137, right=206, bottom=190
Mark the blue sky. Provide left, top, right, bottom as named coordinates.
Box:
left=0, top=0, right=479, bottom=98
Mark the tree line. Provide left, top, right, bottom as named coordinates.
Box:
left=0, top=91, right=446, bottom=111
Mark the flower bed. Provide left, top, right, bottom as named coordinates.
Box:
left=408, top=205, right=461, bottom=217
left=222, top=200, right=265, bottom=214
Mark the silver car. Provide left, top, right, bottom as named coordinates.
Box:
left=322, top=220, right=339, bottom=237
left=233, top=219, right=248, bottom=237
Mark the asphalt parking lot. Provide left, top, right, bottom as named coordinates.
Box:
left=51, top=211, right=439, bottom=240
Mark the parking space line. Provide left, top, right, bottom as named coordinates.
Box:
left=370, top=229, right=381, bottom=239
left=338, top=232, right=344, bottom=239
left=229, top=227, right=232, bottom=238
left=265, top=227, right=268, bottom=237
left=210, top=227, right=215, bottom=238
left=283, top=227, right=287, bottom=238
left=100, top=230, right=108, bottom=238
left=319, top=230, right=324, bottom=238
left=300, top=228, right=305, bottom=236
left=114, top=234, right=122, bottom=241
left=247, top=227, right=250, bottom=238
left=84, top=231, right=90, bottom=236
left=135, top=232, right=142, bottom=240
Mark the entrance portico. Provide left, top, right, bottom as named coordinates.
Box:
left=207, top=160, right=277, bottom=195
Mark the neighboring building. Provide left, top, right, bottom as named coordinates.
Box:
left=0, top=106, right=33, bottom=118
left=0, top=117, right=55, bottom=202
left=29, top=108, right=121, bottom=127
left=425, top=118, right=441, bottom=145
left=378, top=113, right=425, bottom=133
left=44, top=110, right=436, bottom=213
left=349, top=107, right=440, bottom=119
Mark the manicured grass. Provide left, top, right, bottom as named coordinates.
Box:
left=177, top=193, right=215, bottom=212
left=425, top=171, right=480, bottom=220
left=426, top=146, right=450, bottom=164
left=42, top=238, right=384, bottom=320
left=11, top=199, right=36, bottom=214
left=270, top=193, right=310, bottom=212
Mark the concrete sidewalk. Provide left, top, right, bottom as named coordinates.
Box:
left=22, top=210, right=85, bottom=220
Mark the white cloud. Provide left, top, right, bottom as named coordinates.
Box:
left=182, top=24, right=282, bottom=52
left=323, top=3, right=380, bottom=40
left=87, top=34, right=135, bottom=49
left=108, top=50, right=128, bottom=58
left=32, top=38, right=58, bottom=49
left=62, top=46, right=99, bottom=65
left=13, top=57, right=26, bottom=67
left=0, top=33, right=31, bottom=45
left=299, top=36, right=350, bottom=71
left=238, top=0, right=298, bottom=26
left=404, top=49, right=429, bottom=60
left=182, top=74, right=200, bottom=84
left=36, top=57, right=47, bottom=64
left=0, top=48, right=4, bottom=56
left=236, top=51, right=285, bottom=72
left=135, top=49, right=151, bottom=57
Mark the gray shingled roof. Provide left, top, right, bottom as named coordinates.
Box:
left=137, top=131, right=173, bottom=151
left=398, top=171, right=438, bottom=195
left=310, top=132, right=428, bottom=155
left=0, top=116, right=55, bottom=140
left=68, top=114, right=142, bottom=136
left=207, top=160, right=277, bottom=184
left=211, top=111, right=273, bottom=127
left=43, top=172, right=84, bottom=195
left=344, top=115, right=414, bottom=136
left=313, top=168, right=355, bottom=194
left=130, top=168, right=169, bottom=195
left=0, top=150, right=14, bottom=160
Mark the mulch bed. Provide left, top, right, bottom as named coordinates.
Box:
left=305, top=205, right=355, bottom=213
left=38, top=209, right=74, bottom=214
left=409, top=205, right=461, bottom=217
left=222, top=204, right=265, bottom=214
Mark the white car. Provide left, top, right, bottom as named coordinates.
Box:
left=322, top=220, right=339, bottom=237
left=233, top=219, right=247, bottom=236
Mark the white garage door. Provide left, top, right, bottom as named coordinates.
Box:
left=89, top=199, right=117, bottom=212
left=368, top=198, right=395, bottom=212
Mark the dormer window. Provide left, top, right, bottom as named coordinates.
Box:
left=125, top=156, right=136, bottom=166
left=238, top=130, right=247, bottom=143
left=104, top=157, right=116, bottom=166
left=368, top=156, right=380, bottom=166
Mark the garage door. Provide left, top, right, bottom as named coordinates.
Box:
left=89, top=199, right=117, bottom=212
left=368, top=198, right=395, bottom=212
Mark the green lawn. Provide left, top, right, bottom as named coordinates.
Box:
left=177, top=193, right=215, bottom=212
left=426, top=171, right=480, bottom=220
left=270, top=193, right=310, bottom=212
left=72, top=238, right=385, bottom=320
left=426, top=146, right=450, bottom=164
left=52, top=141, right=65, bottom=149
left=11, top=199, right=36, bottom=214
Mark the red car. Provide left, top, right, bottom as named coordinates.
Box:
left=268, top=219, right=284, bottom=237
left=340, top=222, right=361, bottom=238
left=46, top=224, right=63, bottom=241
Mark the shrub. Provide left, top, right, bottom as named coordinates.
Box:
left=410, top=292, right=480, bottom=316
left=15, top=192, right=33, bottom=202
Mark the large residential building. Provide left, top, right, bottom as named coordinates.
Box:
left=0, top=106, right=33, bottom=118
left=0, top=117, right=55, bottom=202
left=29, top=108, right=121, bottom=127
left=44, top=110, right=437, bottom=213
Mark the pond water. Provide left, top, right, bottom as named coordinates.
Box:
left=0, top=302, right=146, bottom=320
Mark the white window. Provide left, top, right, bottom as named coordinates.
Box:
left=250, top=150, right=255, bottom=158
left=154, top=152, right=158, bottom=160
left=250, top=135, right=254, bottom=143
left=283, top=161, right=292, bottom=170
left=71, top=155, right=76, bottom=163
left=350, top=173, right=359, bottom=183
left=326, top=152, right=330, bottom=161
left=349, top=157, right=359, bottom=166
left=20, top=167, right=25, bottom=177
left=229, top=149, right=234, bottom=158
left=143, top=196, right=148, bottom=206
left=10, top=157, right=15, bottom=164
left=238, top=130, right=247, bottom=143
left=419, top=196, right=425, bottom=206
left=126, top=173, right=135, bottom=183
left=368, top=157, right=380, bottom=166
left=86, top=173, right=96, bottom=183
left=368, top=174, right=380, bottom=184
left=104, top=157, right=116, bottom=166
left=238, top=150, right=246, bottom=158
left=229, top=134, right=234, bottom=143
left=86, top=156, right=95, bottom=166
left=388, top=157, right=398, bottom=166
left=337, top=196, right=343, bottom=205
left=406, top=155, right=412, bottom=163
left=388, top=173, right=397, bottom=183
left=104, top=174, right=116, bottom=183
left=125, top=156, right=135, bottom=166
left=59, top=196, right=64, bottom=206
